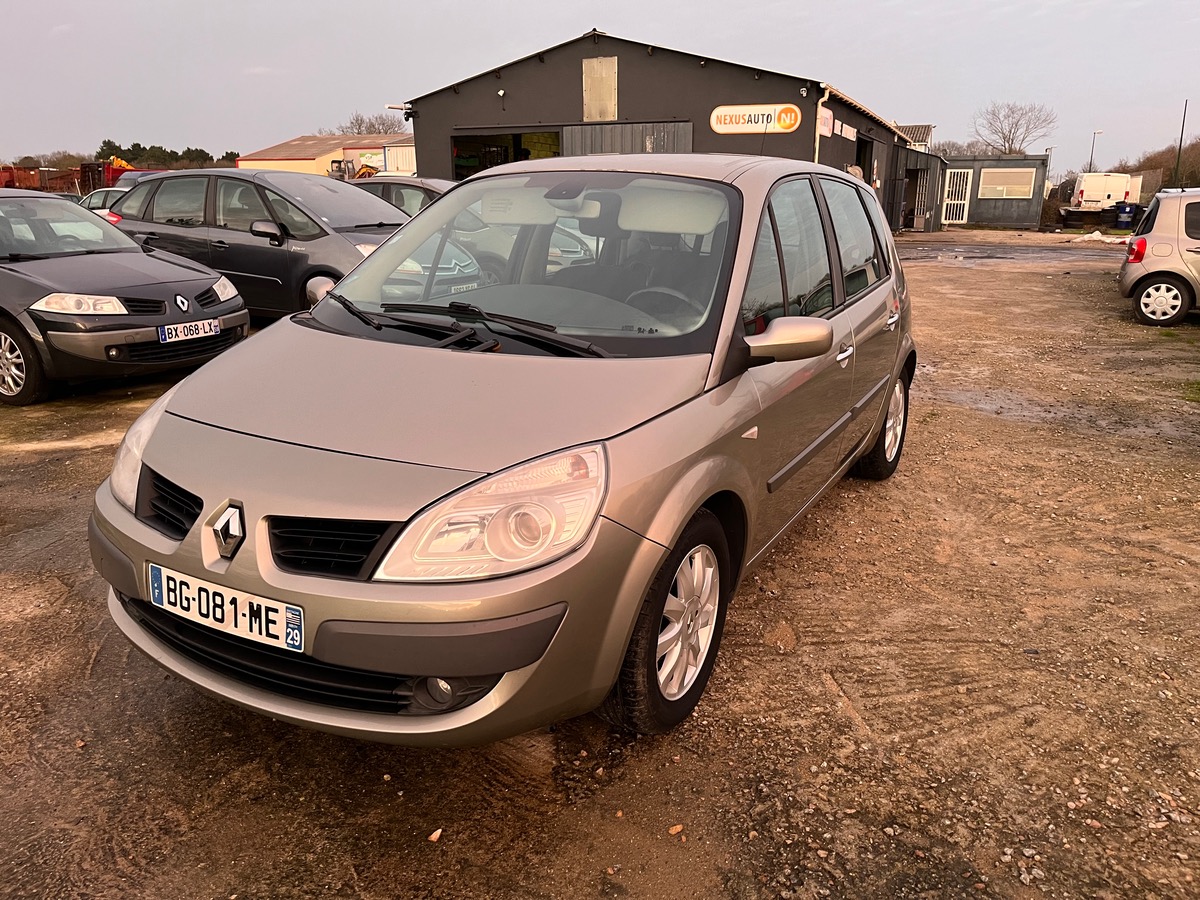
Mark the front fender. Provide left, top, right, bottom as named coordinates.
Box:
left=602, top=375, right=761, bottom=568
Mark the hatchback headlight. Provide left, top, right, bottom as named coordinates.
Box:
left=30, top=293, right=128, bottom=315
left=212, top=276, right=239, bottom=302
left=375, top=444, right=608, bottom=582
left=110, top=384, right=181, bottom=512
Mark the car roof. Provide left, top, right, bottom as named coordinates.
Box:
left=469, top=153, right=840, bottom=185
left=0, top=188, right=64, bottom=200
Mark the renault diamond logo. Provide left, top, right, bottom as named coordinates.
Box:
left=213, top=505, right=245, bottom=559
left=175, top=294, right=190, bottom=312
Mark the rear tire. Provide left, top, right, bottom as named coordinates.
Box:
left=600, top=509, right=731, bottom=734
left=1132, top=274, right=1192, bottom=327
left=851, top=372, right=909, bottom=481
left=0, top=319, right=49, bottom=406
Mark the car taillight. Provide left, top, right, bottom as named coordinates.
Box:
left=1126, top=237, right=1146, bottom=264
left=104, top=211, right=122, bottom=224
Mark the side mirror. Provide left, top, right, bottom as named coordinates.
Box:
left=250, top=220, right=284, bottom=244
left=743, top=317, right=834, bottom=363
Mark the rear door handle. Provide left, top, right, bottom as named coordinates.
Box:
left=886, top=312, right=900, bottom=330
left=211, top=240, right=229, bottom=250
left=1186, top=247, right=1200, bottom=254
left=836, top=344, right=855, bottom=364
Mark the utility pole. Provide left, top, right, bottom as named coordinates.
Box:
left=1173, top=100, right=1189, bottom=187
left=1088, top=130, right=1102, bottom=173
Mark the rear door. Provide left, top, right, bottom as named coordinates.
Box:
left=210, top=177, right=290, bottom=311
left=817, top=177, right=901, bottom=461
left=139, top=176, right=212, bottom=264
left=742, top=179, right=855, bottom=549
left=1182, top=200, right=1200, bottom=286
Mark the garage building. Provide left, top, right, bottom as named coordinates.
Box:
left=407, top=30, right=940, bottom=230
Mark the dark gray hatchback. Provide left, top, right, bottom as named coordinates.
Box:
left=107, top=169, right=411, bottom=315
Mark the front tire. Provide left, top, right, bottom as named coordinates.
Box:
left=0, top=320, right=49, bottom=406
left=851, top=371, right=909, bottom=481
left=601, top=509, right=731, bottom=734
left=1133, top=274, right=1192, bottom=327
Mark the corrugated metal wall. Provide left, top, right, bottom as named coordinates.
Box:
left=562, top=122, right=693, bottom=157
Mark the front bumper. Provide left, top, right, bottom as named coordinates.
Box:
left=34, top=308, right=250, bottom=378
left=90, top=473, right=667, bottom=747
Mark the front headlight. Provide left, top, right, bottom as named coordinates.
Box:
left=374, top=444, right=608, bottom=582
left=110, top=384, right=181, bottom=513
left=212, top=276, right=239, bottom=302
left=355, top=243, right=379, bottom=257
left=30, top=293, right=128, bottom=315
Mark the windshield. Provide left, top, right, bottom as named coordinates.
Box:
left=259, top=172, right=409, bottom=230
left=0, top=196, right=139, bottom=257
left=321, top=172, right=739, bottom=358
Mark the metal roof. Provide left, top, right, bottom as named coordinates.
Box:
left=238, top=133, right=413, bottom=161
left=408, top=29, right=911, bottom=141
left=896, top=124, right=934, bottom=144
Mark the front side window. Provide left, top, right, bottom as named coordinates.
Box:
left=326, top=172, right=738, bottom=358
left=262, top=188, right=323, bottom=240
left=741, top=210, right=785, bottom=335
left=771, top=180, right=834, bottom=316
left=215, top=179, right=271, bottom=232
left=820, top=178, right=884, bottom=300
left=150, top=177, right=207, bottom=227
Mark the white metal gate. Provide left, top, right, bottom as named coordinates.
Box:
left=943, top=169, right=972, bottom=224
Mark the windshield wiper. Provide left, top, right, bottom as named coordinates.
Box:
left=0, top=252, right=49, bottom=261
left=324, top=289, right=382, bottom=330
left=349, top=221, right=407, bottom=229
left=324, top=290, right=496, bottom=350
left=378, top=301, right=613, bottom=358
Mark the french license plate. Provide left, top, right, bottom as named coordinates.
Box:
left=147, top=563, right=303, bottom=652
left=158, top=318, right=220, bottom=344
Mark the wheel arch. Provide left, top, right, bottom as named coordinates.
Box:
left=0, top=308, right=55, bottom=376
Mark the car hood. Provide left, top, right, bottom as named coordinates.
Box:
left=6, top=250, right=214, bottom=294
left=168, top=316, right=712, bottom=473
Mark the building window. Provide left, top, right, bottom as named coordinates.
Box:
left=582, top=57, right=618, bottom=122
left=977, top=168, right=1037, bottom=200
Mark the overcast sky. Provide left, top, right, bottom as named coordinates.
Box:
left=4, top=0, right=1194, bottom=175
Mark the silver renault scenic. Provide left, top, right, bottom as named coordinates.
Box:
left=89, top=155, right=916, bottom=747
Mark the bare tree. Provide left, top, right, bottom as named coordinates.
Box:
left=971, top=102, right=1058, bottom=154
left=929, top=138, right=998, bottom=159
left=319, top=111, right=409, bottom=135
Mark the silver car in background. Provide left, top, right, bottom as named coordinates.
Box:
left=89, top=154, right=916, bottom=747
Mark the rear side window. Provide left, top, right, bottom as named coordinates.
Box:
left=820, top=179, right=884, bottom=300
left=150, top=177, right=208, bottom=227
left=1185, top=202, right=1200, bottom=240
left=114, top=182, right=154, bottom=220
left=741, top=209, right=786, bottom=335
left=1133, top=198, right=1159, bottom=236
left=770, top=180, right=834, bottom=316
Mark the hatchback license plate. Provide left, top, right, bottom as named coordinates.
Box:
left=158, top=319, right=219, bottom=344
left=147, top=563, right=303, bottom=652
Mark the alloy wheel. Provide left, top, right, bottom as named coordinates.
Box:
left=884, top=379, right=906, bottom=462
left=656, top=544, right=719, bottom=701
left=0, top=333, right=26, bottom=397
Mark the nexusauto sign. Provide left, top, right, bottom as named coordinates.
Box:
left=709, top=104, right=802, bottom=135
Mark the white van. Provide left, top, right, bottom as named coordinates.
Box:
left=1072, top=172, right=1132, bottom=209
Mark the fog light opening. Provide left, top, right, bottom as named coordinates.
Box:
left=106, top=346, right=121, bottom=360
left=414, top=676, right=458, bottom=711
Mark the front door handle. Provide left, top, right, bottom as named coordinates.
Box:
left=836, top=344, right=855, bottom=364
left=1186, top=247, right=1200, bottom=254
left=211, top=240, right=229, bottom=250
left=886, top=312, right=900, bottom=330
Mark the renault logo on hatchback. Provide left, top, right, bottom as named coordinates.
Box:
left=175, top=294, right=189, bottom=312
left=213, top=504, right=245, bottom=559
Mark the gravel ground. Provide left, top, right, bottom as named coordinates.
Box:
left=2, top=239, right=1198, bottom=899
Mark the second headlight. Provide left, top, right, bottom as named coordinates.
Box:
left=374, top=444, right=608, bottom=582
